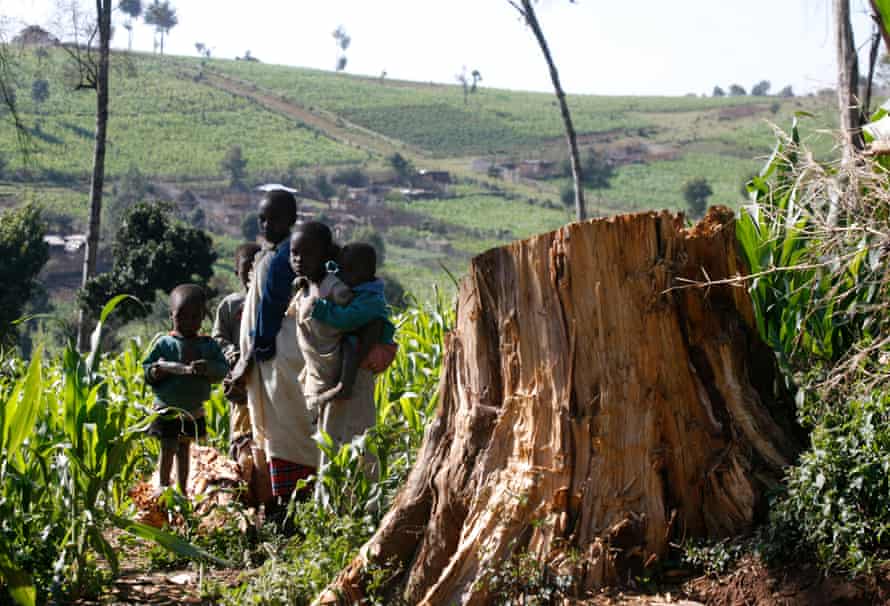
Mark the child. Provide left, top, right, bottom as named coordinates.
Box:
left=314, top=242, right=396, bottom=402
left=213, top=242, right=261, bottom=459
left=290, top=226, right=395, bottom=423
left=235, top=189, right=317, bottom=507
left=144, top=284, right=228, bottom=493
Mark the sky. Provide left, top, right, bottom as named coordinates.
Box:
left=0, top=0, right=880, bottom=97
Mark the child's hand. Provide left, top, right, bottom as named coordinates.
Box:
left=190, top=359, right=208, bottom=376
left=230, top=352, right=253, bottom=383
left=224, top=349, right=240, bottom=368
left=148, top=358, right=168, bottom=382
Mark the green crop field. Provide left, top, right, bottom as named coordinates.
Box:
left=0, top=47, right=852, bottom=313
left=206, top=58, right=786, bottom=157
left=0, top=51, right=363, bottom=181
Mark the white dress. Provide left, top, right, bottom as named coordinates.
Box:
left=239, top=240, right=317, bottom=468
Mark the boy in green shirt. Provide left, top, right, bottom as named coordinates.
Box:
left=144, top=284, right=228, bottom=493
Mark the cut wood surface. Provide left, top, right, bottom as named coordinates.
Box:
left=322, top=207, right=800, bottom=605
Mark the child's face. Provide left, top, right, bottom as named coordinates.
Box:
left=236, top=255, right=254, bottom=290
left=289, top=232, right=326, bottom=283
left=258, top=198, right=293, bottom=244
left=171, top=299, right=204, bottom=337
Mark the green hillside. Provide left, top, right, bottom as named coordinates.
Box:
left=0, top=49, right=841, bottom=308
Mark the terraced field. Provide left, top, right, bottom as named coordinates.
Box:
left=0, top=48, right=842, bottom=306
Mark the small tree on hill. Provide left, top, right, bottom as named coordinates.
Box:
left=712, top=85, right=725, bottom=97
left=388, top=152, right=415, bottom=184
left=119, top=0, right=143, bottom=51
left=559, top=182, right=575, bottom=209
left=333, top=25, right=350, bottom=72
left=729, top=83, right=747, bottom=96
left=582, top=148, right=614, bottom=190
left=144, top=0, right=178, bottom=55
left=0, top=205, right=49, bottom=347
left=314, top=174, right=335, bottom=200
left=682, top=177, right=713, bottom=218
left=79, top=201, right=216, bottom=322
left=31, top=78, right=49, bottom=109
left=778, top=84, right=794, bottom=97
left=221, top=145, right=248, bottom=189
left=332, top=166, right=368, bottom=187
left=751, top=80, right=771, bottom=96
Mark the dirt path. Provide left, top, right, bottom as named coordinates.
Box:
left=189, top=66, right=421, bottom=161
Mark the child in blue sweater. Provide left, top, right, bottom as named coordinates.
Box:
left=312, top=242, right=396, bottom=400
left=144, top=284, right=228, bottom=493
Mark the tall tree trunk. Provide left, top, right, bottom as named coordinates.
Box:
left=160, top=30, right=165, bottom=55
left=76, top=0, right=112, bottom=351
left=321, top=208, right=800, bottom=605
left=836, top=0, right=863, bottom=163
left=515, top=0, right=586, bottom=221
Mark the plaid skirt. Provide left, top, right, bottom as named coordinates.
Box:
left=268, top=457, right=315, bottom=498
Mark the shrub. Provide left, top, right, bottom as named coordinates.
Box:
left=331, top=166, right=368, bottom=188
left=770, top=392, right=890, bottom=575
left=682, top=177, right=712, bottom=218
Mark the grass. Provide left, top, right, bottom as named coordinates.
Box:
left=0, top=50, right=363, bottom=180
left=206, top=57, right=784, bottom=157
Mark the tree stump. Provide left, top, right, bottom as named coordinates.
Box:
left=323, top=208, right=800, bottom=605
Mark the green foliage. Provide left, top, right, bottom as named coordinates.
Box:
left=80, top=201, right=217, bottom=321
left=682, top=177, right=712, bottom=217
left=712, top=85, right=725, bottom=97
left=0, top=50, right=363, bottom=180
left=219, top=503, right=372, bottom=606
left=736, top=118, right=880, bottom=373
left=738, top=116, right=890, bottom=578
left=331, top=166, right=367, bottom=188
left=581, top=148, right=614, bottom=189
left=220, top=145, right=248, bottom=189
left=313, top=293, right=452, bottom=521
left=770, top=392, right=890, bottom=575
left=751, top=80, right=771, bottom=97
left=387, top=152, right=414, bottom=184
left=219, top=296, right=452, bottom=605
left=0, top=205, right=48, bottom=347
left=119, top=0, right=143, bottom=19
left=682, top=537, right=750, bottom=577
left=144, top=0, right=178, bottom=54
left=29, top=79, right=49, bottom=106
left=559, top=183, right=574, bottom=209
left=0, top=298, right=220, bottom=604
left=729, top=84, right=747, bottom=96
left=476, top=541, right=577, bottom=605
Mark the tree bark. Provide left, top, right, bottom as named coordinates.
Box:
left=321, top=208, right=800, bottom=605
left=76, top=0, right=112, bottom=351
left=514, top=0, right=586, bottom=221
left=836, top=0, right=863, bottom=163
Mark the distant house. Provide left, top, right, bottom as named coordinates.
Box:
left=347, top=184, right=389, bottom=207
left=44, top=234, right=86, bottom=254
left=417, top=169, right=451, bottom=185
left=518, top=160, right=559, bottom=179
left=399, top=188, right=436, bottom=201
left=13, top=25, right=59, bottom=47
